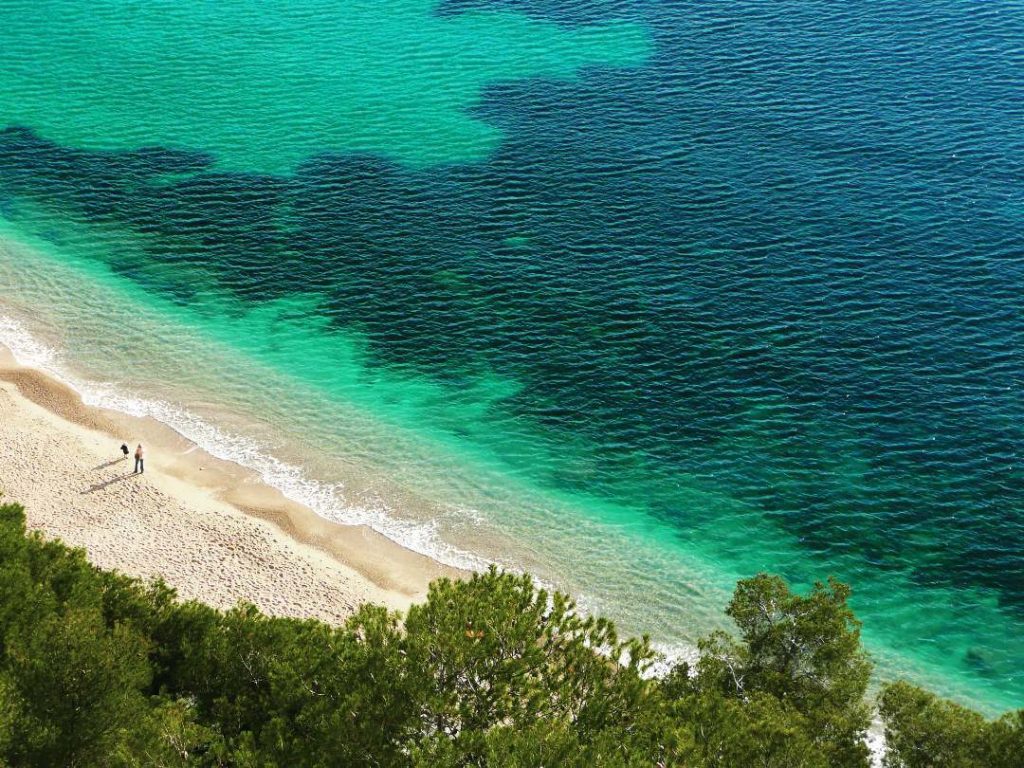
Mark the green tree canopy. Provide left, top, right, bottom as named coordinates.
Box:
left=0, top=499, right=1020, bottom=767
left=668, top=574, right=872, bottom=767
left=879, top=680, right=1024, bottom=768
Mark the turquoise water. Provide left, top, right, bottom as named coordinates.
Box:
left=1, top=0, right=1022, bottom=713
left=0, top=0, right=648, bottom=171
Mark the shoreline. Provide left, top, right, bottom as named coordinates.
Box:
left=0, top=310, right=1012, bottom=722
left=0, top=343, right=458, bottom=623
left=0, top=348, right=961, bottom=759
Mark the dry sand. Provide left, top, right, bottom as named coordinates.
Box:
left=0, top=346, right=457, bottom=623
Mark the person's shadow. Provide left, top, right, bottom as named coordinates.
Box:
left=92, top=458, right=125, bottom=471
left=83, top=472, right=134, bottom=494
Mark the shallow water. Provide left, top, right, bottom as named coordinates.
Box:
left=1, top=0, right=1022, bottom=712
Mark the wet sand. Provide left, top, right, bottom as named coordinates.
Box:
left=0, top=345, right=457, bottom=623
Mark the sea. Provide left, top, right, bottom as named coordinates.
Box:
left=0, top=0, right=1021, bottom=714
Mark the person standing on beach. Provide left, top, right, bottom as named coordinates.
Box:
left=120, top=442, right=130, bottom=461
left=134, top=444, right=145, bottom=474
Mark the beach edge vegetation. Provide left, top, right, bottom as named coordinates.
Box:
left=0, top=500, right=1019, bottom=767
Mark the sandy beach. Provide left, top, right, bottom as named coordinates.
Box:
left=0, top=345, right=455, bottom=623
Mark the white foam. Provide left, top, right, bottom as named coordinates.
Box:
left=0, top=313, right=490, bottom=574
left=0, top=315, right=741, bottom=688
left=866, top=721, right=888, bottom=768
left=647, top=641, right=701, bottom=677
left=0, top=315, right=58, bottom=370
